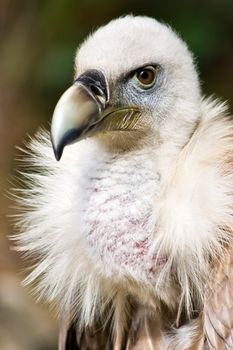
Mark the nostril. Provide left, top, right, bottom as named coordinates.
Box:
left=90, top=85, right=106, bottom=104
left=90, top=84, right=103, bottom=97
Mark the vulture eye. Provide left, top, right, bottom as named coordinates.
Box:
left=135, top=66, right=157, bottom=89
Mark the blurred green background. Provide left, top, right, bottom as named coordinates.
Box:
left=0, top=0, right=233, bottom=349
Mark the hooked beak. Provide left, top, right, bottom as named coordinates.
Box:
left=51, top=70, right=108, bottom=161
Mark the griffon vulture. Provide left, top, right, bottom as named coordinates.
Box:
left=15, top=16, right=233, bottom=349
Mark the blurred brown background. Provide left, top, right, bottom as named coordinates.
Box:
left=0, top=0, right=233, bottom=349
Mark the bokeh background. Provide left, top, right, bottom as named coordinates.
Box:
left=1, top=0, right=233, bottom=349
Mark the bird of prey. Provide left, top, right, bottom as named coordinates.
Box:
left=15, top=16, right=233, bottom=349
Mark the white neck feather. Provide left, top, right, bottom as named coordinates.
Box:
left=15, top=98, right=233, bottom=331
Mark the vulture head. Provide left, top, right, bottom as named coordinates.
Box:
left=16, top=16, right=233, bottom=349
left=52, top=16, right=200, bottom=161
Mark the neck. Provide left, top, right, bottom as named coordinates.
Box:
left=17, top=98, right=232, bottom=335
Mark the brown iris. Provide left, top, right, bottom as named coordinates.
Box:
left=135, top=66, right=156, bottom=88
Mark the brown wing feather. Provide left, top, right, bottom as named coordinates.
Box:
left=58, top=314, right=163, bottom=350
left=125, top=312, right=163, bottom=349
left=59, top=316, right=113, bottom=350
left=204, top=247, right=233, bottom=349
left=59, top=317, right=79, bottom=350
left=59, top=309, right=204, bottom=350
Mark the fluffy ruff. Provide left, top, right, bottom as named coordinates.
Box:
left=13, top=98, right=233, bottom=348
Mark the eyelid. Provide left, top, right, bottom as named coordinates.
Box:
left=136, top=65, right=156, bottom=72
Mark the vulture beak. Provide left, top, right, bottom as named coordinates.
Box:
left=51, top=70, right=108, bottom=161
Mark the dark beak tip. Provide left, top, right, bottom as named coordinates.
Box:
left=54, top=149, right=62, bottom=161
left=51, top=137, right=63, bottom=161
left=51, top=128, right=85, bottom=161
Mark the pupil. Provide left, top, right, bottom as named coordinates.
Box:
left=141, top=71, right=149, bottom=80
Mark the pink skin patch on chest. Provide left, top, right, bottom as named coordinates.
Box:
left=83, top=185, right=166, bottom=282
left=78, top=148, right=167, bottom=283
